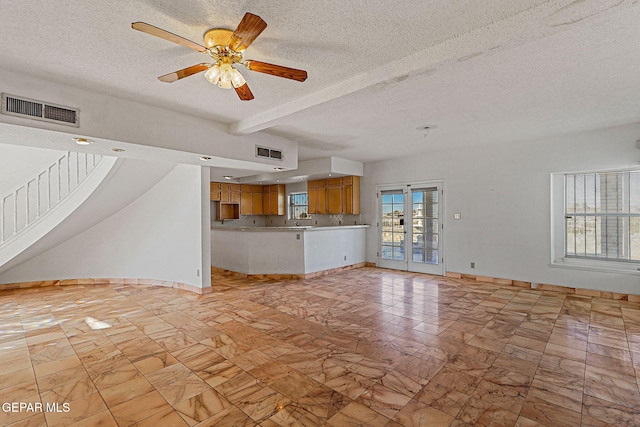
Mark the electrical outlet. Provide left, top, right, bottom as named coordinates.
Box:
left=196, top=269, right=200, bottom=277
left=344, top=255, right=347, bottom=260
left=470, top=262, right=475, bottom=269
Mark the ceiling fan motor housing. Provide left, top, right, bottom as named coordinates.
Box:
left=203, top=28, right=233, bottom=49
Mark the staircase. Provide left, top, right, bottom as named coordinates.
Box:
left=0, top=151, right=117, bottom=268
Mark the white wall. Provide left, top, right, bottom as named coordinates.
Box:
left=0, top=143, right=65, bottom=194
left=0, top=69, right=298, bottom=170
left=0, top=158, right=176, bottom=275
left=212, top=229, right=305, bottom=275
left=0, top=163, right=211, bottom=289
left=362, top=124, right=640, bottom=295
left=211, top=227, right=366, bottom=275
left=304, top=228, right=367, bottom=273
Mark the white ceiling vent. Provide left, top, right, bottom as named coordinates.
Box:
left=1, top=93, right=79, bottom=127
left=256, top=145, right=283, bottom=160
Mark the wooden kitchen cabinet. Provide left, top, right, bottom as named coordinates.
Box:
left=229, top=184, right=240, bottom=204
left=307, top=176, right=360, bottom=214
left=211, top=181, right=284, bottom=216
left=219, top=183, right=230, bottom=203
left=308, top=187, right=327, bottom=214
left=262, top=184, right=286, bottom=215
left=326, top=186, right=343, bottom=214
left=326, top=177, right=343, bottom=213
left=240, top=185, right=264, bottom=215
left=252, top=192, right=263, bottom=215
left=214, top=183, right=240, bottom=204
left=210, top=182, right=221, bottom=201
left=240, top=190, right=253, bottom=215
left=308, top=179, right=327, bottom=214
left=326, top=177, right=343, bottom=187
left=343, top=176, right=360, bottom=214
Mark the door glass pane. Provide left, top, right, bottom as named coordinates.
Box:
left=381, top=191, right=405, bottom=261
left=425, top=249, right=439, bottom=264
left=413, top=248, right=423, bottom=263
left=411, top=188, right=439, bottom=265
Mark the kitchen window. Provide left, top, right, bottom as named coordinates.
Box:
left=551, top=169, right=640, bottom=273
left=289, top=192, right=309, bottom=220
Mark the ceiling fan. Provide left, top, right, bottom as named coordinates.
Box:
left=132, top=13, right=308, bottom=101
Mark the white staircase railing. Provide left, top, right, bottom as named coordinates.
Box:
left=0, top=151, right=104, bottom=245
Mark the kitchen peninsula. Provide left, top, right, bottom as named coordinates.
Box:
left=211, top=225, right=369, bottom=277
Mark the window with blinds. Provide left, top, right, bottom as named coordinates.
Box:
left=565, top=170, right=640, bottom=262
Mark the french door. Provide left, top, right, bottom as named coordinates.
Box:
left=378, top=182, right=444, bottom=275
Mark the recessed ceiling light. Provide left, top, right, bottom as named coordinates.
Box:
left=276, top=180, right=280, bottom=183
left=74, top=137, right=94, bottom=145
left=111, top=148, right=125, bottom=152
left=224, top=176, right=232, bottom=180
left=200, top=156, right=212, bottom=161
left=274, top=167, right=285, bottom=171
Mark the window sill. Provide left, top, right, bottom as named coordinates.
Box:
left=550, top=258, right=640, bottom=276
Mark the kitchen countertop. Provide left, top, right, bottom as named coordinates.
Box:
left=211, top=225, right=370, bottom=232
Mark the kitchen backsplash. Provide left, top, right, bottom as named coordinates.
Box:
left=264, top=213, right=361, bottom=227
left=212, top=212, right=362, bottom=227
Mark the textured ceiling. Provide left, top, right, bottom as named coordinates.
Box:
left=1, top=0, right=639, bottom=168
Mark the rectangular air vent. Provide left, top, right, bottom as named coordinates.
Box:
left=1, top=93, right=79, bottom=127
left=256, top=146, right=270, bottom=158
left=256, top=145, right=283, bottom=160
left=269, top=149, right=282, bottom=160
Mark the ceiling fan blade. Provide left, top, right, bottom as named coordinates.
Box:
left=245, top=60, right=307, bottom=82
left=132, top=22, right=206, bottom=52
left=228, top=13, right=267, bottom=52
left=234, top=83, right=255, bottom=101
left=158, top=63, right=209, bottom=83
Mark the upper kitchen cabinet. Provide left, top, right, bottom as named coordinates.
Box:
left=343, top=176, right=360, bottom=214
left=308, top=176, right=360, bottom=215
left=210, top=182, right=221, bottom=201
left=308, top=179, right=327, bottom=215
left=263, top=184, right=286, bottom=215
left=240, top=185, right=264, bottom=215
left=215, top=183, right=240, bottom=204
left=326, top=178, right=344, bottom=214
left=212, top=181, right=284, bottom=216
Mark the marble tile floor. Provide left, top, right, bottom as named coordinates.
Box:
left=0, top=267, right=639, bottom=426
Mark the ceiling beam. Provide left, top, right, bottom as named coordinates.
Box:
left=228, top=0, right=577, bottom=136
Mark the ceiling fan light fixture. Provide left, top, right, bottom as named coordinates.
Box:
left=230, top=68, right=246, bottom=88
left=133, top=13, right=306, bottom=100
left=217, top=63, right=233, bottom=89
left=204, top=64, right=220, bottom=84
left=206, top=63, right=245, bottom=89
